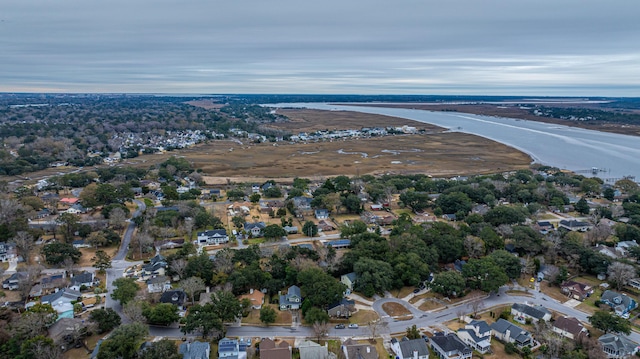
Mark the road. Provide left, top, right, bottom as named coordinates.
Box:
left=105, top=199, right=145, bottom=320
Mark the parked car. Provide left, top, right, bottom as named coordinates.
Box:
left=335, top=324, right=346, bottom=329
left=413, top=288, right=421, bottom=293
left=348, top=324, right=359, bottom=329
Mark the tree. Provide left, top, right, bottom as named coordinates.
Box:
left=20, top=335, right=60, bottom=359
left=354, top=258, right=395, bottom=297
left=589, top=310, right=631, bottom=334
left=468, top=299, right=485, bottom=319
left=489, top=250, right=523, bottom=280
left=263, top=224, right=286, bottom=240
left=180, top=276, right=206, bottom=305
left=210, top=290, right=243, bottom=323
left=399, top=190, right=430, bottom=212
left=406, top=324, right=421, bottom=339
left=607, top=262, right=636, bottom=291
left=260, top=306, right=277, bottom=326
left=464, top=236, right=485, bottom=258
left=312, top=321, right=330, bottom=342
left=92, top=249, right=112, bottom=274
left=13, top=231, right=35, bottom=264
left=431, top=271, right=466, bottom=298
left=181, top=303, right=224, bottom=338
left=462, top=257, right=509, bottom=293
left=366, top=320, right=387, bottom=340
left=41, top=242, right=81, bottom=265
left=56, top=212, right=80, bottom=241
left=483, top=206, right=526, bottom=226
left=137, top=339, right=182, bottom=359
left=227, top=189, right=245, bottom=201
left=142, top=303, right=179, bottom=326
left=170, top=258, right=188, bottom=280
left=302, top=221, right=318, bottom=237
left=122, top=301, right=146, bottom=323
left=436, top=191, right=473, bottom=216
left=89, top=308, right=121, bottom=333
left=232, top=215, right=245, bottom=228
left=304, top=307, right=330, bottom=324
left=297, top=267, right=347, bottom=308
left=108, top=207, right=128, bottom=230
left=249, top=193, right=261, bottom=203
left=575, top=197, right=590, bottom=215
left=111, top=277, right=139, bottom=305
left=581, top=178, right=601, bottom=196
left=97, top=322, right=148, bottom=359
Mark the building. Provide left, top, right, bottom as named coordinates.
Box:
left=456, top=320, right=492, bottom=354
left=341, top=339, right=377, bottom=359
left=430, top=332, right=472, bottom=359
left=341, top=272, right=357, bottom=295
left=160, top=289, right=187, bottom=307
left=390, top=337, right=430, bottom=359
left=238, top=289, right=265, bottom=310
left=315, top=209, right=329, bottom=220
left=560, top=281, right=594, bottom=301
left=68, top=271, right=95, bottom=292
left=279, top=285, right=302, bottom=310
left=326, top=239, right=350, bottom=250
left=559, top=219, right=592, bottom=232
left=298, top=340, right=331, bottom=359
left=244, top=222, right=266, bottom=237
left=197, top=229, right=229, bottom=245
left=552, top=317, right=587, bottom=340
left=179, top=341, right=211, bottom=359
left=260, top=339, right=292, bottom=359
left=146, top=276, right=172, bottom=293
left=327, top=298, right=355, bottom=318
left=599, top=333, right=639, bottom=359
left=490, top=319, right=533, bottom=348
left=511, top=303, right=552, bottom=323
left=601, top=290, right=637, bottom=318
left=218, top=337, right=241, bottom=359
left=141, top=254, right=167, bottom=277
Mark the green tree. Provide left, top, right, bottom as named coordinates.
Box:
left=138, top=339, right=182, bottom=359
left=304, top=307, right=330, bottom=324
left=581, top=178, right=601, bottom=196
left=263, top=186, right=283, bottom=198
left=210, top=290, right=243, bottom=323
left=435, top=191, right=472, bottom=215
left=489, top=250, right=522, bottom=280
left=181, top=304, right=224, bottom=338
left=354, top=257, right=394, bottom=296
left=226, top=189, right=245, bottom=201
left=575, top=197, right=590, bottom=215
left=111, top=277, right=139, bottom=305
left=302, top=221, right=318, bottom=237
left=142, top=303, right=179, bottom=326
left=232, top=215, right=245, bottom=228
left=89, top=308, right=122, bottom=333
left=483, top=206, right=526, bottom=226
left=430, top=271, right=466, bottom=297
left=399, top=190, right=430, bottom=212
left=249, top=193, right=261, bottom=203
left=589, top=310, right=631, bottom=334
left=185, top=253, right=215, bottom=285
left=342, top=194, right=362, bottom=214
left=260, top=306, right=277, bottom=326
left=603, top=187, right=615, bottom=201
left=97, top=322, right=148, bottom=359
left=462, top=257, right=509, bottom=293
left=298, top=267, right=347, bottom=308
left=92, top=249, right=112, bottom=274
left=56, top=212, right=80, bottom=241
left=406, top=324, right=421, bottom=339
left=263, top=224, right=286, bottom=240
left=41, top=242, right=81, bottom=265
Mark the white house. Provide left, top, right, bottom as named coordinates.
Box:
left=390, top=338, right=429, bottom=359
left=146, top=276, right=172, bottom=294
left=457, top=320, right=492, bottom=354
left=197, top=229, right=229, bottom=245
left=511, top=303, right=552, bottom=323
left=68, top=272, right=95, bottom=292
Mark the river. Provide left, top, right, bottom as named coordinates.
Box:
left=268, top=103, right=640, bottom=182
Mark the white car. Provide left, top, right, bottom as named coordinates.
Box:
left=348, top=324, right=359, bottom=329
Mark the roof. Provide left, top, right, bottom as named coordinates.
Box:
left=491, top=319, right=531, bottom=344
left=260, top=339, right=291, bottom=359
left=342, top=272, right=357, bottom=282
left=398, top=338, right=429, bottom=358
left=41, top=288, right=82, bottom=304
left=298, top=340, right=328, bottom=359
left=326, top=239, right=350, bottom=247
left=559, top=219, right=591, bottom=228
left=70, top=272, right=93, bottom=286
left=599, top=333, right=639, bottom=355
left=430, top=332, right=472, bottom=355
left=601, top=290, right=636, bottom=310
left=287, top=285, right=301, bottom=297
left=553, top=317, right=585, bottom=336
left=60, top=197, right=79, bottom=204
left=469, top=320, right=491, bottom=333
left=48, top=317, right=85, bottom=342
left=245, top=222, right=267, bottom=230
left=198, top=229, right=227, bottom=237
left=512, top=303, right=551, bottom=319
left=218, top=337, right=239, bottom=357
left=179, top=341, right=210, bottom=359
left=328, top=298, right=355, bottom=310
left=160, top=289, right=186, bottom=305
left=342, top=339, right=378, bottom=359
left=238, top=289, right=265, bottom=306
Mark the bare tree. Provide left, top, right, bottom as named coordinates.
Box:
left=133, top=232, right=154, bottom=259
left=17, top=265, right=44, bottom=301
left=122, top=301, right=146, bottom=323
left=586, top=222, right=613, bottom=245
left=181, top=276, right=206, bottom=305
left=313, top=321, right=330, bottom=341
left=62, top=257, right=76, bottom=276
left=213, top=249, right=235, bottom=274
left=607, top=262, right=636, bottom=290
left=366, top=320, right=387, bottom=340
left=170, top=258, right=188, bottom=280
left=13, top=231, right=35, bottom=264
left=468, top=299, right=485, bottom=319
left=183, top=218, right=194, bottom=240
left=108, top=207, right=127, bottom=230
left=464, top=236, right=485, bottom=259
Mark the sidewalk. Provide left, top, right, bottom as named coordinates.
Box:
left=5, top=259, right=17, bottom=274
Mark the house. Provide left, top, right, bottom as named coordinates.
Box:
left=197, top=229, right=229, bottom=245
left=560, top=281, right=594, bottom=301
left=298, top=340, right=331, bottom=359
left=142, top=254, right=167, bottom=277
left=2, top=272, right=25, bottom=290
left=154, top=238, right=185, bottom=250
left=370, top=204, right=383, bottom=211
left=146, top=276, right=172, bottom=293
left=283, top=226, right=298, bottom=234
left=326, top=239, right=350, bottom=250
left=511, top=303, right=552, bottom=323
left=315, top=209, right=329, bottom=220
left=429, top=332, right=472, bottom=359
left=59, top=197, right=80, bottom=206
left=244, top=222, right=266, bottom=237
left=456, top=320, right=492, bottom=354
left=599, top=333, right=639, bottom=359
left=41, top=289, right=82, bottom=319
left=238, top=289, right=265, bottom=310
left=559, top=219, right=592, bottom=232
left=279, top=285, right=302, bottom=310
left=251, top=184, right=261, bottom=193
left=68, top=271, right=95, bottom=292
left=327, top=298, right=355, bottom=318
left=160, top=289, right=187, bottom=307
left=442, top=214, right=457, bottom=221
left=390, top=337, right=430, bottom=359
left=72, top=239, right=91, bottom=249
left=601, top=290, right=637, bottom=318
left=341, top=272, right=357, bottom=295
left=490, top=319, right=533, bottom=348
left=179, top=341, right=211, bottom=359
left=317, top=220, right=335, bottom=232
left=0, top=243, right=16, bottom=262
left=596, top=244, right=620, bottom=259
left=41, top=272, right=67, bottom=292
left=616, top=241, right=638, bottom=257
left=536, top=221, right=554, bottom=234
left=260, top=339, right=292, bottom=359
left=66, top=203, right=87, bottom=214
left=218, top=337, right=240, bottom=359
left=341, top=338, right=377, bottom=359
left=48, top=317, right=87, bottom=351
left=293, top=197, right=313, bottom=211
left=36, top=208, right=51, bottom=219
left=629, top=278, right=640, bottom=290
left=552, top=317, right=586, bottom=340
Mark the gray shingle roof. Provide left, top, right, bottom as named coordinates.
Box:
left=430, top=333, right=472, bottom=355
left=398, top=338, right=429, bottom=358
left=179, top=341, right=210, bottom=359
left=512, top=303, right=551, bottom=320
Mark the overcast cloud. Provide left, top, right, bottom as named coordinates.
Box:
left=1, top=0, right=638, bottom=95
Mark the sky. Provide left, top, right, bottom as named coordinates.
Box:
left=1, top=0, right=639, bottom=96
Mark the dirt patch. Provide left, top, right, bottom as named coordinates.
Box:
left=381, top=302, right=412, bottom=319
left=186, top=99, right=225, bottom=109
left=349, top=309, right=379, bottom=325
left=78, top=246, right=119, bottom=267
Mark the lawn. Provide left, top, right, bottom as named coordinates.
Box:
left=78, top=246, right=119, bottom=267
left=539, top=283, right=569, bottom=303
left=381, top=302, right=412, bottom=320
left=241, top=304, right=292, bottom=326
left=418, top=299, right=444, bottom=312
left=349, top=310, right=379, bottom=325
left=389, top=286, right=417, bottom=299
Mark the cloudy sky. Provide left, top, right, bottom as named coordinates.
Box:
left=1, top=0, right=638, bottom=95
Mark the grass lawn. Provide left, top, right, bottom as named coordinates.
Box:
left=505, top=290, right=533, bottom=297
left=247, top=238, right=266, bottom=245
left=575, top=286, right=605, bottom=315
left=539, top=283, right=569, bottom=303
left=418, top=300, right=444, bottom=312
left=409, top=291, right=437, bottom=304
left=241, top=304, right=292, bottom=326
left=349, top=310, right=379, bottom=325
left=483, top=338, right=520, bottom=359
left=389, top=286, right=417, bottom=299
left=78, top=246, right=119, bottom=267
left=381, top=302, right=412, bottom=320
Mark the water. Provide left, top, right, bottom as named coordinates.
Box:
left=267, top=103, right=640, bottom=182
